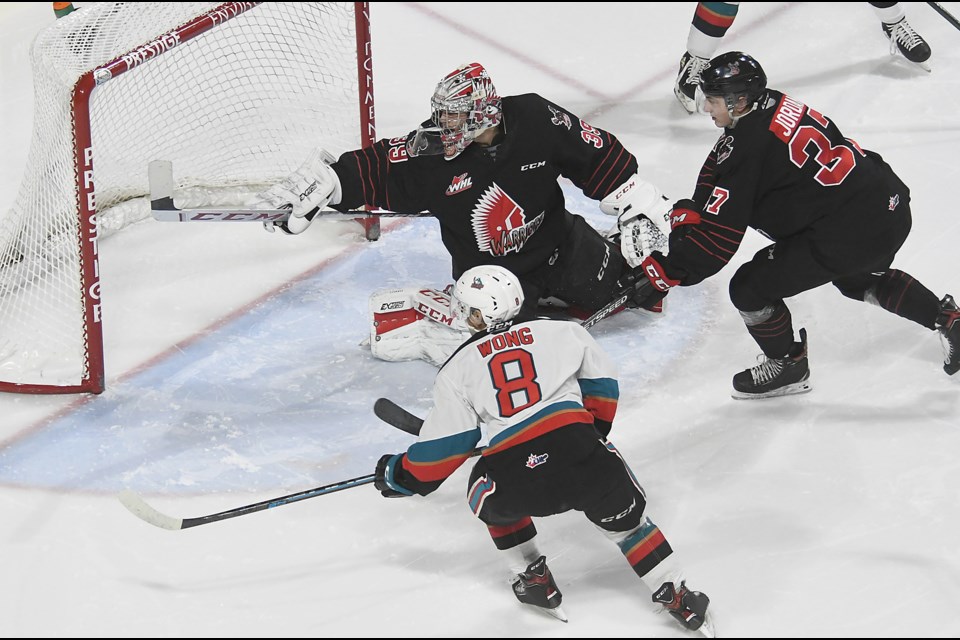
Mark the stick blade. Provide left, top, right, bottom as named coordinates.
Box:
left=373, top=397, right=424, bottom=436
left=117, top=490, right=184, bottom=531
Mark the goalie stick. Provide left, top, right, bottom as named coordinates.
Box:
left=117, top=473, right=375, bottom=530
left=148, top=160, right=428, bottom=222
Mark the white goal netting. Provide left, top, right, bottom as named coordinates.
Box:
left=0, top=2, right=372, bottom=393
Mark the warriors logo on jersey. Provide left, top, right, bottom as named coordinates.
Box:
left=548, top=104, right=572, bottom=130
left=716, top=135, right=734, bottom=164
left=472, top=183, right=545, bottom=256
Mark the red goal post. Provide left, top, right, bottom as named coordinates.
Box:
left=0, top=2, right=376, bottom=394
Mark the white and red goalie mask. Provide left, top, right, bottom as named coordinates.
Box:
left=407, top=62, right=502, bottom=161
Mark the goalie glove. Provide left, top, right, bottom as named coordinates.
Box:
left=618, top=214, right=669, bottom=268
left=255, top=147, right=343, bottom=234
left=600, top=173, right=671, bottom=231
left=600, top=174, right=672, bottom=267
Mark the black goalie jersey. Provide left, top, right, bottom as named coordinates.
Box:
left=329, top=93, right=638, bottom=279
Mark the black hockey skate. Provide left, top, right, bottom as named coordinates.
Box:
left=937, top=295, right=960, bottom=375
left=674, top=52, right=710, bottom=114
left=652, top=580, right=714, bottom=636
left=512, top=556, right=567, bottom=622
left=732, top=328, right=811, bottom=399
left=882, top=18, right=931, bottom=70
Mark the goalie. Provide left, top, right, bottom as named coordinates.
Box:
left=255, top=62, right=674, bottom=365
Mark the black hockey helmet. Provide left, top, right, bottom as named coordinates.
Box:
left=699, top=51, right=767, bottom=111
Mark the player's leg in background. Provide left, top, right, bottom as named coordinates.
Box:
left=870, top=2, right=932, bottom=68
left=674, top=2, right=740, bottom=113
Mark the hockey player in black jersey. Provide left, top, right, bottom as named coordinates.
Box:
left=253, top=62, right=673, bottom=365
left=630, top=51, right=959, bottom=398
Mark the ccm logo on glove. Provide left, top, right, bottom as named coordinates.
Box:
left=641, top=255, right=680, bottom=292
left=669, top=198, right=702, bottom=230
left=670, top=198, right=700, bottom=231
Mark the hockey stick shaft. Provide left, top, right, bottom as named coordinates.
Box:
left=580, top=290, right=632, bottom=331
left=118, top=473, right=375, bottom=531
left=928, top=2, right=960, bottom=31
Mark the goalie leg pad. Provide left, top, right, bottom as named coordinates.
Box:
left=369, top=287, right=471, bottom=367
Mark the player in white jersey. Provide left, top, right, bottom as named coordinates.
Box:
left=373, top=265, right=715, bottom=635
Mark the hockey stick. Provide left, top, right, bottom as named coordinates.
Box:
left=120, top=400, right=469, bottom=530
left=374, top=397, right=425, bottom=436
left=577, top=213, right=670, bottom=330
left=149, top=160, right=291, bottom=222
left=580, top=289, right=633, bottom=331
left=373, top=399, right=484, bottom=472
left=928, top=2, right=960, bottom=31
left=117, top=473, right=375, bottom=531
left=148, top=160, right=428, bottom=222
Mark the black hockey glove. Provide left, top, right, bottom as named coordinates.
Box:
left=374, top=453, right=415, bottom=498
left=617, top=253, right=678, bottom=311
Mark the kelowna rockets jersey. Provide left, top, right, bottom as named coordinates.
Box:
left=329, top=93, right=638, bottom=278
left=392, top=317, right=620, bottom=496
left=665, top=88, right=908, bottom=286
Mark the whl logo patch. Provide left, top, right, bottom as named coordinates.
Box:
left=446, top=173, right=473, bottom=196
left=472, top=182, right=544, bottom=256
left=526, top=453, right=548, bottom=469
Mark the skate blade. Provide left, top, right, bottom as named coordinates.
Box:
left=546, top=604, right=568, bottom=623
left=698, top=615, right=718, bottom=638
left=673, top=87, right=696, bottom=114
left=731, top=379, right=812, bottom=400
left=523, top=603, right=568, bottom=623
left=892, top=52, right=931, bottom=72
left=909, top=55, right=932, bottom=72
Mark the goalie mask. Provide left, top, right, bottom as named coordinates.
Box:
left=407, top=62, right=502, bottom=161
left=451, top=265, right=524, bottom=333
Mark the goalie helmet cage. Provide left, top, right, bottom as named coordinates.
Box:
left=0, top=2, right=377, bottom=395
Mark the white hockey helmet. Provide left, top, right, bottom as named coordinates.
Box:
left=451, top=265, right=524, bottom=331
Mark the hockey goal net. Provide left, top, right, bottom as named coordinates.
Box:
left=0, top=2, right=376, bottom=394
